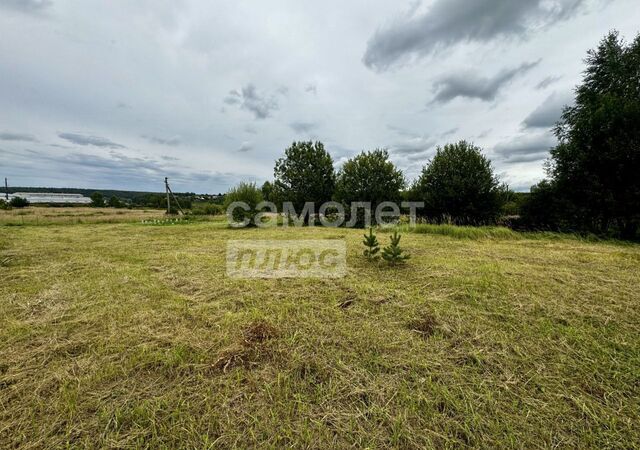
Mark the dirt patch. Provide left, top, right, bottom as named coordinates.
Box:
left=214, top=320, right=280, bottom=372
left=407, top=311, right=440, bottom=339
left=242, top=320, right=279, bottom=344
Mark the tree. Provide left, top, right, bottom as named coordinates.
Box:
left=108, top=196, right=124, bottom=208
left=412, top=141, right=503, bottom=224
left=274, top=141, right=335, bottom=215
left=362, top=228, right=380, bottom=260
left=90, top=192, right=105, bottom=207
left=335, top=149, right=405, bottom=222
left=261, top=181, right=274, bottom=202
left=9, top=197, right=29, bottom=208
left=519, top=180, right=566, bottom=230
left=538, top=31, right=640, bottom=239
left=381, top=231, right=410, bottom=265
left=223, top=182, right=264, bottom=226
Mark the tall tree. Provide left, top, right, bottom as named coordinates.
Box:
left=545, top=31, right=640, bottom=239
left=335, top=149, right=405, bottom=209
left=274, top=141, right=335, bottom=211
left=412, top=141, right=503, bottom=224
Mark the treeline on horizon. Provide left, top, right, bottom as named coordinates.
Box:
left=229, top=31, right=640, bottom=240
left=2, top=187, right=223, bottom=210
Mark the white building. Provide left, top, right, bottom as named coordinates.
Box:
left=6, top=192, right=92, bottom=205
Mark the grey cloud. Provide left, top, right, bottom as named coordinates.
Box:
left=58, top=132, right=126, bottom=149
left=407, top=151, right=434, bottom=162
left=522, top=92, right=573, bottom=129
left=441, top=127, right=458, bottom=137
left=144, top=135, right=181, bottom=146
left=363, top=0, right=586, bottom=71
left=477, top=129, right=493, bottom=139
left=390, top=136, right=436, bottom=155
left=535, top=75, right=562, bottom=90
left=289, top=121, right=318, bottom=134
left=237, top=141, right=253, bottom=152
left=1, top=147, right=245, bottom=193
left=431, top=61, right=539, bottom=103
left=224, top=84, right=279, bottom=119
left=0, top=0, right=52, bottom=15
left=494, top=133, right=556, bottom=163
left=0, top=132, right=38, bottom=142
left=304, top=84, right=317, bottom=95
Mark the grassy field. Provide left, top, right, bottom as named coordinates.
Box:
left=0, top=207, right=166, bottom=226
left=1, top=209, right=639, bottom=448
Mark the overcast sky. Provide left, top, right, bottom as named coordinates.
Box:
left=1, top=0, right=638, bottom=193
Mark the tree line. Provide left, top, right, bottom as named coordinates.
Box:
left=228, top=31, right=639, bottom=240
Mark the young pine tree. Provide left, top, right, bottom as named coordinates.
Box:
left=381, top=231, right=410, bottom=265
left=363, top=228, right=380, bottom=260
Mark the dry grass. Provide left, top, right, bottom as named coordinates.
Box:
left=0, top=207, right=166, bottom=225
left=1, top=213, right=639, bottom=448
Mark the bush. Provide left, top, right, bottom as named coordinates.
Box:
left=0, top=199, right=10, bottom=210
left=224, top=182, right=264, bottom=226
left=9, top=197, right=29, bottom=208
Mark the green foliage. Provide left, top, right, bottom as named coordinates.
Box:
left=274, top=141, right=335, bottom=211
left=381, top=231, right=410, bottom=265
left=90, top=192, right=105, bottom=207
left=412, top=141, right=503, bottom=225
left=529, top=31, right=640, bottom=240
left=408, top=223, right=520, bottom=240
left=0, top=199, right=11, bottom=210
left=191, top=203, right=223, bottom=216
left=362, top=228, right=380, bottom=260
left=261, top=181, right=274, bottom=202
left=107, top=196, right=124, bottom=208
left=223, top=182, right=264, bottom=226
left=9, top=197, right=29, bottom=208
left=335, top=149, right=405, bottom=226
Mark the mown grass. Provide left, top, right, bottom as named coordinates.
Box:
left=1, top=211, right=639, bottom=448
left=0, top=207, right=169, bottom=226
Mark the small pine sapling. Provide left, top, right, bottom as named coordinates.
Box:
left=363, top=227, right=380, bottom=260
left=381, top=231, right=410, bottom=265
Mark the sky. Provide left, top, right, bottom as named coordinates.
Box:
left=0, top=0, right=638, bottom=193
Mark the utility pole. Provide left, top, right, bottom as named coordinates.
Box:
left=4, top=178, right=8, bottom=200
left=164, top=177, right=185, bottom=215
left=165, top=177, right=171, bottom=214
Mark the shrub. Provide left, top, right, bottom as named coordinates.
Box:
left=9, top=197, right=29, bottom=208
left=224, top=182, right=264, bottom=226
left=0, top=199, right=10, bottom=210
